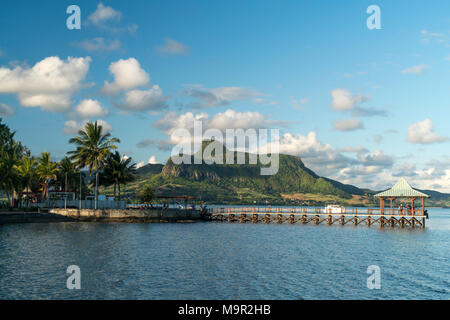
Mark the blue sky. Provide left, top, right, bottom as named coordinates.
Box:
left=1, top=0, right=450, bottom=191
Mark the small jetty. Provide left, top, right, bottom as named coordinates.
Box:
left=207, top=179, right=429, bottom=229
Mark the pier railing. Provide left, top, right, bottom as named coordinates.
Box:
left=207, top=206, right=427, bottom=228
left=209, top=207, right=425, bottom=216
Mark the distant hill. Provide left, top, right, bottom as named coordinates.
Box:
left=111, top=142, right=450, bottom=207
left=122, top=141, right=373, bottom=205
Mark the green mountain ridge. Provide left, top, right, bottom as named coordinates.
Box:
left=116, top=145, right=372, bottom=205
left=109, top=142, right=450, bottom=207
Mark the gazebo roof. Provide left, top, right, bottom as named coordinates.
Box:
left=374, top=178, right=430, bottom=198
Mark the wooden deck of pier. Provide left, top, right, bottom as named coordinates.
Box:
left=207, top=207, right=427, bottom=228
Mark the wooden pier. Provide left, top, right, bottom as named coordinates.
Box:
left=207, top=207, right=426, bottom=229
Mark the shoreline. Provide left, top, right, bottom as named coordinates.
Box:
left=0, top=208, right=205, bottom=225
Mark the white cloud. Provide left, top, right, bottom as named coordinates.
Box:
left=74, top=38, right=121, bottom=52
left=273, top=132, right=359, bottom=177
left=407, top=118, right=447, bottom=144
left=331, top=89, right=369, bottom=111
left=148, top=155, right=158, bottom=164
left=152, top=109, right=289, bottom=150
left=157, top=38, right=189, bottom=55
left=117, top=85, right=167, bottom=111
left=63, top=119, right=112, bottom=135
left=333, top=118, right=364, bottom=131
left=136, top=161, right=145, bottom=169
left=0, top=56, right=91, bottom=112
left=184, top=85, right=263, bottom=108
left=85, top=3, right=137, bottom=34
left=208, top=109, right=287, bottom=131
left=401, top=64, right=430, bottom=75
left=0, top=103, right=15, bottom=117
left=87, top=3, right=122, bottom=26
left=75, top=99, right=109, bottom=118
left=102, top=58, right=150, bottom=94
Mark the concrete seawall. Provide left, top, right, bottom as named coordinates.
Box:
left=0, top=212, right=74, bottom=224
left=49, top=208, right=203, bottom=222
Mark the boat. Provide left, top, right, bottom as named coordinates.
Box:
left=324, top=204, right=345, bottom=214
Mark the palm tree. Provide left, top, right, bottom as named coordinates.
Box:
left=99, top=151, right=137, bottom=200
left=0, top=145, right=20, bottom=207
left=36, top=152, right=59, bottom=202
left=68, top=121, right=120, bottom=209
left=58, top=156, right=78, bottom=192
left=15, top=155, right=37, bottom=206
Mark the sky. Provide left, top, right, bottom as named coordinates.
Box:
left=0, top=0, right=450, bottom=191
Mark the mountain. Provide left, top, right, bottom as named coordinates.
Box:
left=125, top=141, right=375, bottom=205
left=110, top=141, right=450, bottom=207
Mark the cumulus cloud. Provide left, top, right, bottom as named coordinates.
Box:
left=0, top=56, right=91, bottom=112
left=208, top=109, right=289, bottom=131
left=271, top=132, right=359, bottom=177
left=150, top=109, right=289, bottom=151
left=74, top=38, right=121, bottom=52
left=148, top=155, right=158, bottom=164
left=87, top=3, right=122, bottom=26
left=85, top=3, right=138, bottom=34
left=407, top=118, right=448, bottom=144
left=157, top=38, right=189, bottom=55
left=357, top=149, right=394, bottom=168
left=75, top=99, right=109, bottom=118
left=117, top=85, right=168, bottom=111
left=184, top=85, right=263, bottom=108
left=331, top=89, right=370, bottom=111
left=401, top=64, right=430, bottom=75
left=102, top=58, right=150, bottom=94
left=392, top=163, right=417, bottom=177
left=136, top=161, right=145, bottom=169
left=63, top=119, right=112, bottom=135
left=333, top=118, right=364, bottom=131
left=0, top=103, right=15, bottom=117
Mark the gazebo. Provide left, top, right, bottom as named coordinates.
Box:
left=374, top=178, right=430, bottom=215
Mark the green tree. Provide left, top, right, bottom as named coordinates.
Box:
left=36, top=152, right=59, bottom=202
left=99, top=151, right=137, bottom=200
left=138, top=185, right=154, bottom=204
left=68, top=121, right=120, bottom=209
left=58, top=156, right=78, bottom=192
left=15, top=155, right=38, bottom=206
left=0, top=145, right=20, bottom=207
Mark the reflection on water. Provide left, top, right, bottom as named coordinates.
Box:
left=0, top=208, right=449, bottom=299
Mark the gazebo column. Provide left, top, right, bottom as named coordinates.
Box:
left=380, top=197, right=385, bottom=215
left=421, top=197, right=425, bottom=215
left=389, top=198, right=395, bottom=215
left=410, top=197, right=416, bottom=215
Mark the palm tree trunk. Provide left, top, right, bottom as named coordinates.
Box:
left=6, top=191, right=10, bottom=208
left=114, top=184, right=116, bottom=199
left=95, top=171, right=99, bottom=210
left=118, top=184, right=121, bottom=201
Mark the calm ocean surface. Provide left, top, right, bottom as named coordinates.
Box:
left=1, top=208, right=449, bottom=300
